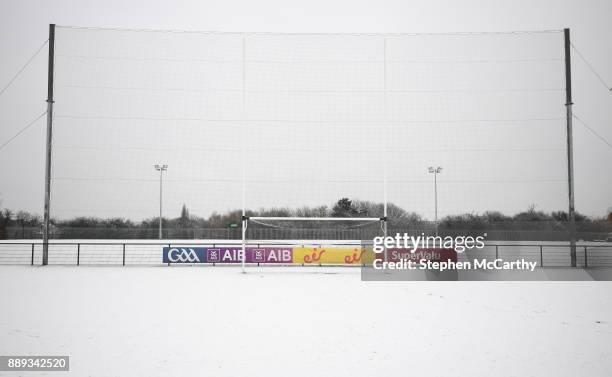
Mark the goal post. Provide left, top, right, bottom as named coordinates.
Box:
left=240, top=216, right=388, bottom=272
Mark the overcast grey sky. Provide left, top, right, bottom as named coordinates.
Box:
left=0, top=0, right=610, bottom=220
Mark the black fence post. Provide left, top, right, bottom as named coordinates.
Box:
left=31, top=243, right=34, bottom=265
left=122, top=243, right=126, bottom=266
left=77, top=243, right=80, bottom=266
left=539, top=245, right=543, bottom=267
left=584, top=246, right=588, bottom=268
left=495, top=245, right=499, bottom=260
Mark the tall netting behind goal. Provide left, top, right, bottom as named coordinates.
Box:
left=52, top=29, right=246, bottom=222
left=49, top=27, right=568, bottom=239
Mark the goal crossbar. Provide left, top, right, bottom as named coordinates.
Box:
left=247, top=217, right=384, bottom=222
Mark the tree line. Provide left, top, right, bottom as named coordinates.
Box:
left=1, top=199, right=611, bottom=239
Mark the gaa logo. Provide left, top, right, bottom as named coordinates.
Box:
left=163, top=247, right=205, bottom=263
left=168, top=248, right=200, bottom=262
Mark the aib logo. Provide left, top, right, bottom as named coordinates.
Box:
left=252, top=249, right=265, bottom=262
left=207, top=248, right=221, bottom=262
left=163, top=247, right=205, bottom=263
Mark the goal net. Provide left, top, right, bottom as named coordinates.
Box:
left=49, top=27, right=568, bottom=240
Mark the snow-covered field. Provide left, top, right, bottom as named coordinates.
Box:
left=1, top=265, right=611, bottom=376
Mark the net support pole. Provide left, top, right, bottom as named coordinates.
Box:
left=564, top=28, right=577, bottom=267
left=42, top=23, right=55, bottom=266
left=240, top=34, right=247, bottom=274
left=382, top=37, right=388, bottom=264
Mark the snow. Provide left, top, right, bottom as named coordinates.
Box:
left=1, top=265, right=611, bottom=376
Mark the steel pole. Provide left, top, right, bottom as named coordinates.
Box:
left=42, top=24, right=55, bottom=266
left=564, top=28, right=577, bottom=267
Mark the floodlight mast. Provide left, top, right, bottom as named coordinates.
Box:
left=154, top=164, right=168, bottom=239
left=428, top=166, right=443, bottom=236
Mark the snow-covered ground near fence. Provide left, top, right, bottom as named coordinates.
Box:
left=1, top=266, right=611, bottom=377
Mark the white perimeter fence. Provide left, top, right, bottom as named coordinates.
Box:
left=1, top=240, right=612, bottom=267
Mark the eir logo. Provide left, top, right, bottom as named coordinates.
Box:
left=162, top=247, right=206, bottom=263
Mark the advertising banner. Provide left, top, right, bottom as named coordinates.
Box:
left=163, top=247, right=207, bottom=263
left=378, top=248, right=458, bottom=263
left=206, top=247, right=293, bottom=263
left=293, top=247, right=375, bottom=265
left=163, top=246, right=381, bottom=265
